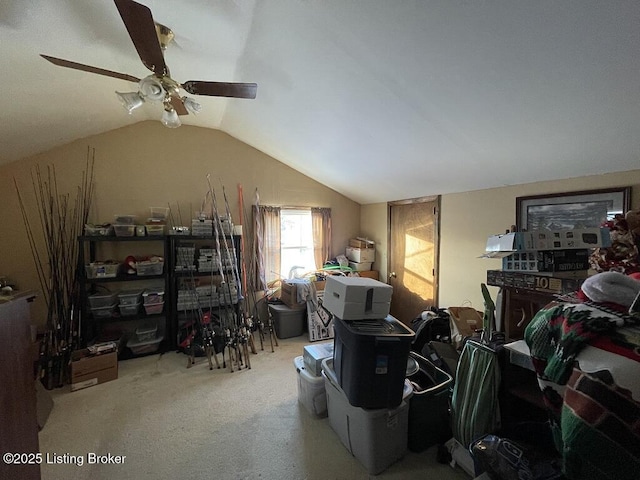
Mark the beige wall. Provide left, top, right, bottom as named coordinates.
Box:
left=362, top=170, right=640, bottom=311
left=0, top=121, right=361, bottom=326
left=3, top=121, right=639, bottom=324
left=359, top=203, right=388, bottom=278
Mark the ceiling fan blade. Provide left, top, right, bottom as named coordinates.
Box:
left=182, top=81, right=257, bottom=99
left=114, top=0, right=167, bottom=76
left=40, top=54, right=140, bottom=83
left=169, top=95, right=189, bottom=116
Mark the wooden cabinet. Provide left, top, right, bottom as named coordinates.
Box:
left=0, top=293, right=40, bottom=480
left=502, top=287, right=554, bottom=340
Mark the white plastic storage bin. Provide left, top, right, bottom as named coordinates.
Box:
left=345, top=246, right=375, bottom=263
left=142, top=289, right=165, bottom=305
left=322, top=358, right=412, bottom=475
left=323, top=276, right=392, bottom=320
left=293, top=356, right=327, bottom=418
left=348, top=261, right=373, bottom=272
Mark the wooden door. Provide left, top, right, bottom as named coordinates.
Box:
left=388, top=197, right=439, bottom=325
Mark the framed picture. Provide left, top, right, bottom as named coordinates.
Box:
left=516, top=187, right=631, bottom=231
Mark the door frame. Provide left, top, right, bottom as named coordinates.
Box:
left=387, top=195, right=441, bottom=310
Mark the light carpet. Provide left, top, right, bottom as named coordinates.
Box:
left=38, top=335, right=470, bottom=480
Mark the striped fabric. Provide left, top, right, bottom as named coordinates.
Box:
left=450, top=341, right=501, bottom=448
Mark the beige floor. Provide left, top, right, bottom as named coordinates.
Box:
left=38, top=335, right=471, bottom=480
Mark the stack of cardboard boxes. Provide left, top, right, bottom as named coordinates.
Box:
left=484, top=228, right=611, bottom=295
left=345, top=237, right=379, bottom=279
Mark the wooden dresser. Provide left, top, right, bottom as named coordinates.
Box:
left=0, top=292, right=41, bottom=480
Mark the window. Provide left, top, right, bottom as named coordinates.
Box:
left=253, top=205, right=331, bottom=290
left=280, top=209, right=316, bottom=279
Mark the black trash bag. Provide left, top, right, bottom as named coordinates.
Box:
left=410, top=307, right=451, bottom=353
left=471, top=434, right=563, bottom=480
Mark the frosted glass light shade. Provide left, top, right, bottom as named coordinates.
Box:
left=139, top=75, right=165, bottom=101
left=183, top=97, right=202, bottom=114
left=115, top=91, right=144, bottom=114
left=161, top=107, right=181, bottom=128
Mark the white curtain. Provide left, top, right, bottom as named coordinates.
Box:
left=253, top=205, right=281, bottom=289
left=311, top=207, right=332, bottom=269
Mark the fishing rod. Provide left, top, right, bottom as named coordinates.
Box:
left=220, top=181, right=251, bottom=368
left=237, top=183, right=257, bottom=356
left=206, top=175, right=244, bottom=371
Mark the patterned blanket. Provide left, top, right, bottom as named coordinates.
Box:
left=525, top=299, right=640, bottom=480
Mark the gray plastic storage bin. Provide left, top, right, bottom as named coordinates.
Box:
left=118, top=289, right=143, bottom=306
left=268, top=303, right=306, bottom=339
left=322, top=357, right=412, bottom=475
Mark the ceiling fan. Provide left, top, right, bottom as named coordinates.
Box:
left=41, top=0, right=257, bottom=127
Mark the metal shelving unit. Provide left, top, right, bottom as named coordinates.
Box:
left=77, top=235, right=171, bottom=357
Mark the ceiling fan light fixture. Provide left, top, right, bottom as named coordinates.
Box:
left=139, top=75, right=165, bottom=102
left=161, top=106, right=181, bottom=128
left=115, top=91, right=145, bottom=114
left=182, top=97, right=202, bottom=115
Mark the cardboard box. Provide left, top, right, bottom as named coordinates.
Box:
left=70, top=349, right=118, bottom=391
left=484, top=232, right=532, bottom=253
left=486, top=270, right=587, bottom=294
left=307, top=290, right=335, bottom=342
left=528, top=228, right=611, bottom=250
left=349, top=238, right=375, bottom=249
left=346, top=246, right=375, bottom=263
left=502, top=249, right=590, bottom=273
left=484, top=228, right=611, bottom=256
left=323, top=276, right=392, bottom=320
left=280, top=280, right=307, bottom=308
left=357, top=270, right=379, bottom=280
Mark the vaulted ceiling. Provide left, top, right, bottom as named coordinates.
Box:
left=2, top=1, right=639, bottom=204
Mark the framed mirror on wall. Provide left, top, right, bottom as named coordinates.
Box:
left=516, top=187, right=631, bottom=231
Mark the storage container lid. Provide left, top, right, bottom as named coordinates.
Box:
left=268, top=302, right=306, bottom=312
left=136, top=322, right=158, bottom=334
left=143, top=289, right=165, bottom=296
left=89, top=291, right=117, bottom=299
left=339, top=315, right=415, bottom=337
left=118, top=289, right=143, bottom=297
